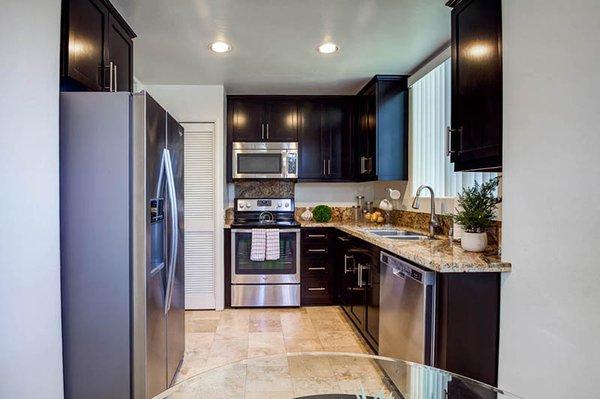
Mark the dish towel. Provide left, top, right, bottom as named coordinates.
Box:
left=265, top=229, right=280, bottom=261
left=250, top=229, right=266, bottom=262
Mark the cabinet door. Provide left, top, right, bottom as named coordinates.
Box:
left=356, top=88, right=377, bottom=179
left=298, top=101, right=324, bottom=179
left=64, top=0, right=109, bottom=91
left=107, top=15, right=133, bottom=92
left=336, top=236, right=354, bottom=308
left=349, top=254, right=367, bottom=328
left=450, top=0, right=502, bottom=171
left=322, top=101, right=348, bottom=179
left=365, top=250, right=380, bottom=346
left=229, top=99, right=264, bottom=141
left=265, top=100, right=298, bottom=141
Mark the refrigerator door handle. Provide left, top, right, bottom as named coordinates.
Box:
left=163, top=149, right=179, bottom=314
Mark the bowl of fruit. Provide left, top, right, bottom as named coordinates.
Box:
left=364, top=210, right=385, bottom=224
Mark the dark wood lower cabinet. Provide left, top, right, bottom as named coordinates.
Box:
left=435, top=272, right=500, bottom=386
left=331, top=231, right=380, bottom=351
left=300, top=228, right=335, bottom=305
left=225, top=226, right=500, bottom=385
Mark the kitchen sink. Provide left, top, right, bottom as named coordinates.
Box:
left=363, top=228, right=429, bottom=240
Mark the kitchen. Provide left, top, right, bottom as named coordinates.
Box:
left=2, top=1, right=600, bottom=399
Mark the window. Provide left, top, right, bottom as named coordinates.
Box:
left=410, top=58, right=496, bottom=197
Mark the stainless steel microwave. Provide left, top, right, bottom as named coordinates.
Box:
left=232, top=142, right=298, bottom=179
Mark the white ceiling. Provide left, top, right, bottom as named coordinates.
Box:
left=117, top=0, right=450, bottom=94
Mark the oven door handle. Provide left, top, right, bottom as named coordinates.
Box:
left=231, top=228, right=301, bottom=233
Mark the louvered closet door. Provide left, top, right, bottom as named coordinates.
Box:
left=182, top=122, right=216, bottom=309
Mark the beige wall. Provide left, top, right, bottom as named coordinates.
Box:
left=0, top=0, right=64, bottom=397
left=499, top=0, right=600, bottom=397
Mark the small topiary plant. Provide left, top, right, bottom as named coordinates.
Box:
left=453, top=177, right=501, bottom=233
left=312, top=205, right=333, bottom=223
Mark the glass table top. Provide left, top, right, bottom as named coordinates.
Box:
left=154, top=352, right=520, bottom=399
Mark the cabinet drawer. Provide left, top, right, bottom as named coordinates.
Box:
left=302, top=229, right=330, bottom=242
left=301, top=277, right=332, bottom=305
left=303, top=243, right=329, bottom=256
left=302, top=260, right=331, bottom=276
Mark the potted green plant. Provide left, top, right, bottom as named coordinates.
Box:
left=312, top=205, right=332, bottom=223
left=453, top=177, right=501, bottom=252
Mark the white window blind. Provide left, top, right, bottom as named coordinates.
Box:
left=410, top=58, right=496, bottom=197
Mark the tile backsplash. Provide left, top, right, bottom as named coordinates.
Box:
left=234, top=181, right=294, bottom=198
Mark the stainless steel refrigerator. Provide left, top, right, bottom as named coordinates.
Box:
left=60, top=91, right=185, bottom=399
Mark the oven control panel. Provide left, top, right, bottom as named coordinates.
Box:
left=236, top=198, right=293, bottom=212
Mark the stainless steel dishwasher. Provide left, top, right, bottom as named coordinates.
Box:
left=379, top=251, right=436, bottom=365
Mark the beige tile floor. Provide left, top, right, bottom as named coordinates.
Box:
left=176, top=306, right=374, bottom=384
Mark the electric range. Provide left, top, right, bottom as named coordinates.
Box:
left=230, top=198, right=300, bottom=307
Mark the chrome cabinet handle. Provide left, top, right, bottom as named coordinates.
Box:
left=328, top=159, right=331, bottom=175
left=338, top=237, right=351, bottom=242
left=308, top=267, right=326, bottom=271
left=357, top=263, right=363, bottom=287
left=308, top=248, right=326, bottom=253
left=106, top=61, right=114, bottom=92
left=344, top=254, right=354, bottom=274
left=261, top=124, right=265, bottom=140
left=322, top=159, right=326, bottom=175
left=266, top=123, right=269, bottom=139
left=113, top=64, right=118, bottom=91
left=446, top=126, right=462, bottom=155
left=361, top=156, right=372, bottom=174
left=308, top=287, right=326, bottom=291
left=307, top=234, right=326, bottom=238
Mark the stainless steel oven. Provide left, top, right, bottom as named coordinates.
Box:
left=232, top=142, right=298, bottom=179
left=231, top=228, right=300, bottom=307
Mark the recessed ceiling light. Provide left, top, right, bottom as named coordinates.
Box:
left=318, top=42, right=339, bottom=54
left=209, top=41, right=231, bottom=53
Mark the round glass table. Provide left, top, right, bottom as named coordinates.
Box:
left=154, top=352, right=520, bottom=399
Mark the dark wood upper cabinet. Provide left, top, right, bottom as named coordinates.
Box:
left=107, top=15, right=133, bottom=92
left=298, top=98, right=353, bottom=181
left=265, top=100, right=298, bottom=142
left=298, top=101, right=323, bottom=179
left=356, top=75, right=409, bottom=181
left=227, top=82, right=405, bottom=183
left=61, top=0, right=135, bottom=92
left=228, top=97, right=298, bottom=142
left=448, top=0, right=502, bottom=171
left=356, top=85, right=377, bottom=180
left=229, top=98, right=265, bottom=141
left=322, top=100, right=353, bottom=179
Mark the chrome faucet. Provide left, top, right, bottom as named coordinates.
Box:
left=412, top=185, right=440, bottom=239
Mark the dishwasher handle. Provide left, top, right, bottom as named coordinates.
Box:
left=392, top=268, right=406, bottom=279
left=380, top=252, right=436, bottom=286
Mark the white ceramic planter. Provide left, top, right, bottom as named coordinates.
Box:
left=461, top=231, right=488, bottom=252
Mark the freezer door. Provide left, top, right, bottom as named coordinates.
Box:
left=166, top=113, right=185, bottom=386
left=145, top=93, right=168, bottom=398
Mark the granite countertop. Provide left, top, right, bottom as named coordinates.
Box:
left=299, top=221, right=511, bottom=273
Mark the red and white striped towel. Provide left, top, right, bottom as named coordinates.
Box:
left=250, top=229, right=266, bottom=262
left=265, top=229, right=280, bottom=261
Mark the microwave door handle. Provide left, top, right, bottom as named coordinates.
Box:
left=282, top=151, right=288, bottom=178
